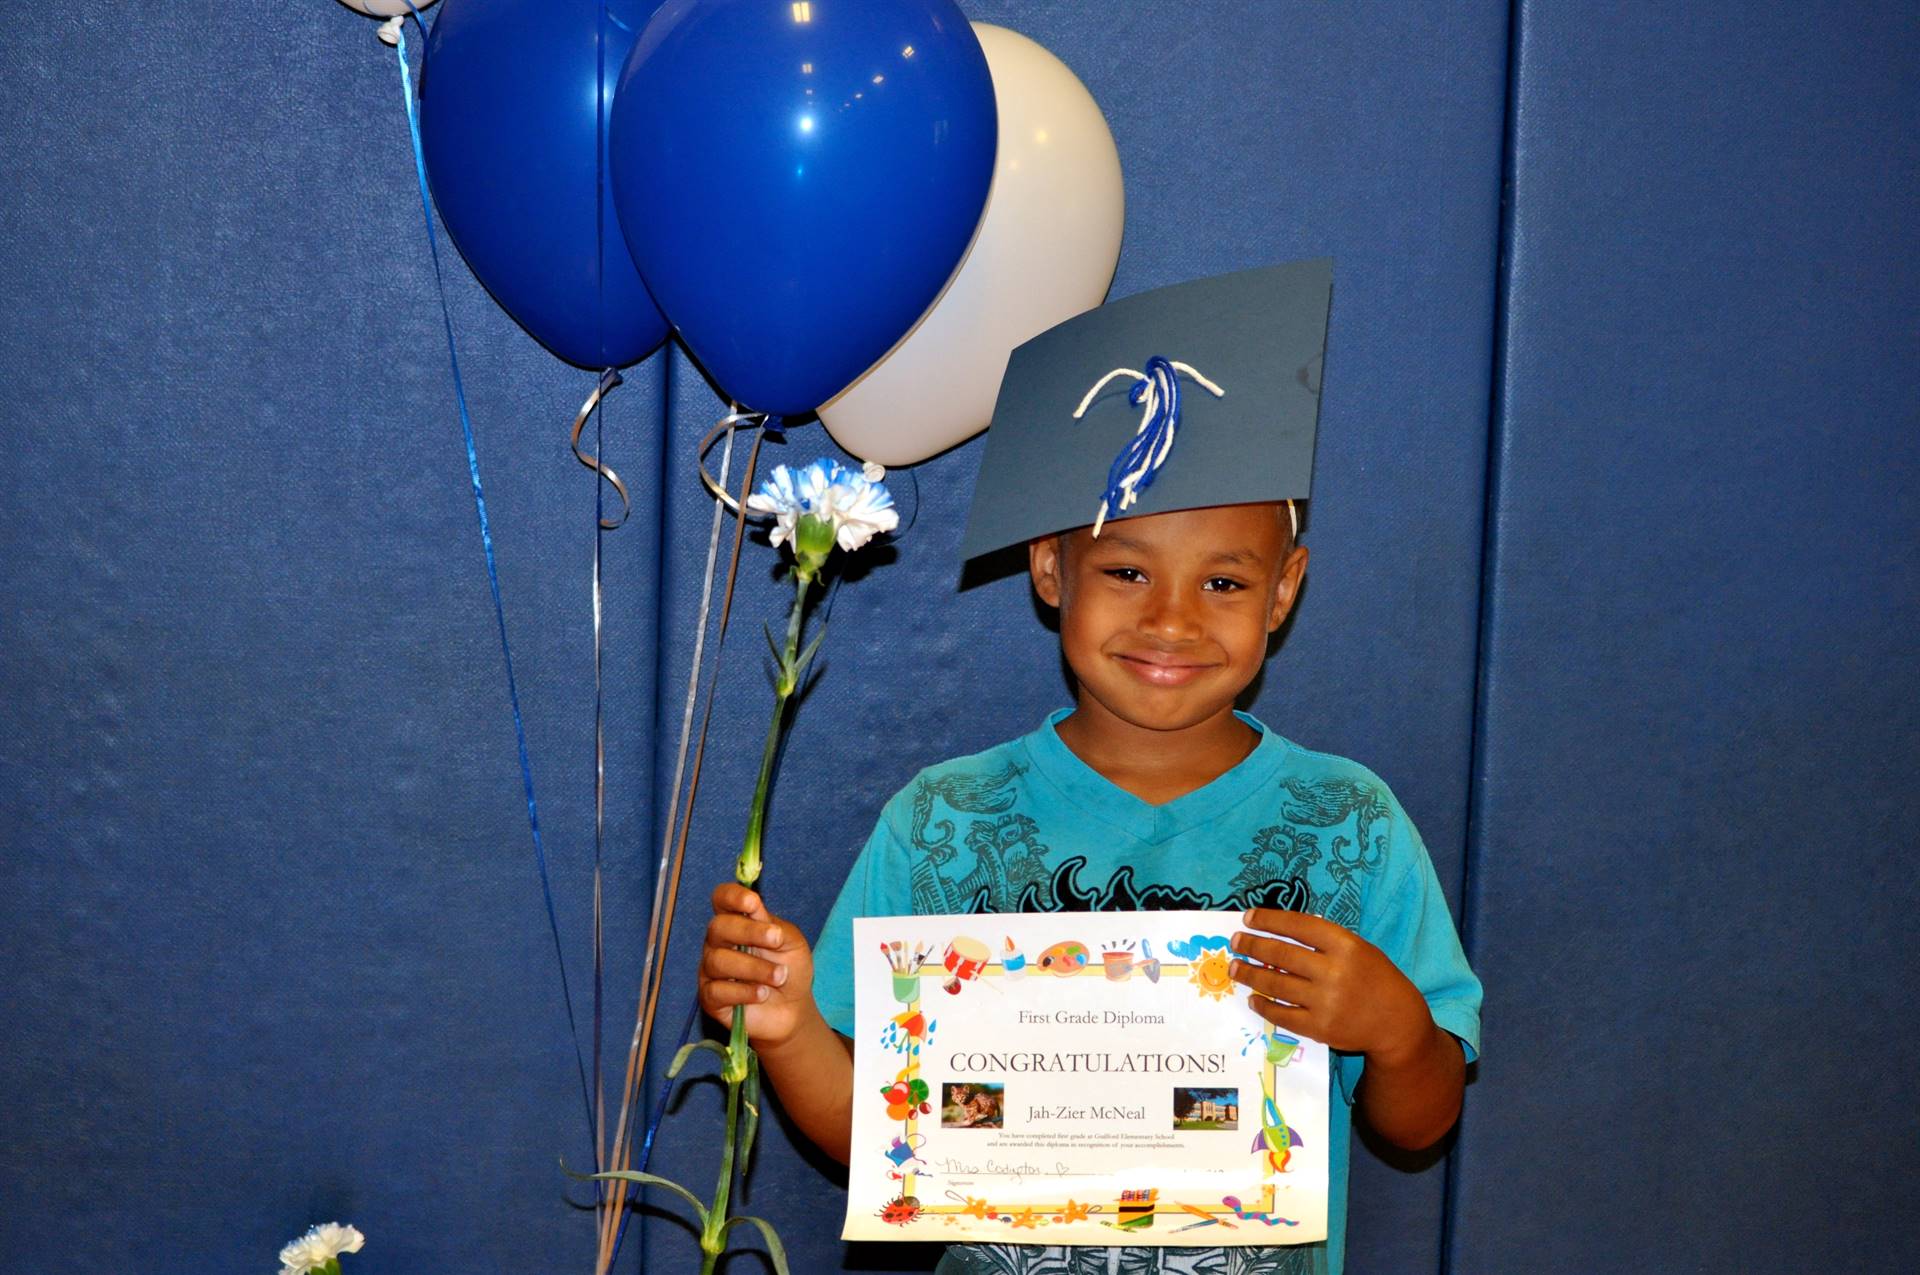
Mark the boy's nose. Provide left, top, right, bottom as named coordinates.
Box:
left=1140, top=587, right=1202, bottom=641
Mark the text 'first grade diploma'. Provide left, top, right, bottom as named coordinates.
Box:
left=846, top=911, right=1330, bottom=1246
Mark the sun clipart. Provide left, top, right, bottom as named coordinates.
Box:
left=1166, top=935, right=1237, bottom=1001
left=1186, top=946, right=1235, bottom=1000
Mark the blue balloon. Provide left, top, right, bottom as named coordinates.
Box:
left=420, top=0, right=669, bottom=369
left=610, top=0, right=996, bottom=416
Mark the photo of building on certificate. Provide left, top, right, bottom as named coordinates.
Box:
left=846, top=912, right=1330, bottom=1246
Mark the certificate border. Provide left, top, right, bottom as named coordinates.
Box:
left=856, top=919, right=1323, bottom=1245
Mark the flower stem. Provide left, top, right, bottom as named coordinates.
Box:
left=708, top=569, right=813, bottom=1269
left=698, top=1070, right=745, bottom=1274
left=735, top=570, right=811, bottom=891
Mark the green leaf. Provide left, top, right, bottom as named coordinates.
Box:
left=725, top=1214, right=791, bottom=1275
left=791, top=623, right=828, bottom=682
left=563, top=1160, right=710, bottom=1228
left=739, top=1050, right=763, bottom=1167
left=763, top=621, right=782, bottom=665
left=669, top=1039, right=729, bottom=1079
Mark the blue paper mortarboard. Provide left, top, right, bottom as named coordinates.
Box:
left=960, top=260, right=1332, bottom=561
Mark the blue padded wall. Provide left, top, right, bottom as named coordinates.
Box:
left=0, top=4, right=672, bottom=1271
left=1452, top=2, right=1920, bottom=1271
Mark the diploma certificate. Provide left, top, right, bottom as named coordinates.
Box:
left=844, top=911, right=1328, bottom=1246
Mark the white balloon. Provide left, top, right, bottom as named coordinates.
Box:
left=335, top=0, right=438, bottom=19
left=819, top=23, right=1124, bottom=467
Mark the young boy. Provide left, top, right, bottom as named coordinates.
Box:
left=699, top=262, right=1481, bottom=1275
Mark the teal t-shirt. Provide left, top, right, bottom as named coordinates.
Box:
left=814, top=711, right=1482, bottom=1275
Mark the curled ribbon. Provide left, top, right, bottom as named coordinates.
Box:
left=570, top=368, right=631, bottom=530
left=698, top=409, right=780, bottom=514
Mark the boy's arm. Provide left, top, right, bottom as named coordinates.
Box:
left=1230, top=908, right=1466, bottom=1151
left=1351, top=1015, right=1464, bottom=1150
left=700, top=884, right=855, bottom=1164
left=757, top=1016, right=856, bottom=1165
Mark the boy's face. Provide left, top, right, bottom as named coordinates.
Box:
left=1028, top=502, right=1308, bottom=737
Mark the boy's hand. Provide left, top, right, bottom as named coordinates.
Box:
left=1229, top=908, right=1433, bottom=1066
left=699, top=883, right=816, bottom=1050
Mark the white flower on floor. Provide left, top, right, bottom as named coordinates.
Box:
left=746, top=459, right=898, bottom=562
left=277, top=1222, right=364, bottom=1274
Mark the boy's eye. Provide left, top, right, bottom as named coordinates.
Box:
left=1203, top=577, right=1249, bottom=593
left=1102, top=567, right=1145, bottom=584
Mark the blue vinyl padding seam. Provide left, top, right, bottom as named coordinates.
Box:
left=1443, top=0, right=1528, bottom=1272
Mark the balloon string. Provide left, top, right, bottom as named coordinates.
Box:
left=591, top=0, right=611, bottom=1206
left=630, top=418, right=734, bottom=1090
left=392, top=19, right=597, bottom=1151
left=571, top=370, right=632, bottom=529
left=608, top=995, right=700, bottom=1266
left=589, top=370, right=612, bottom=1213
left=697, top=408, right=777, bottom=514
left=610, top=425, right=737, bottom=1262
left=598, top=414, right=768, bottom=1273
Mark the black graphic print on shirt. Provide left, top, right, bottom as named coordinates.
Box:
left=903, top=765, right=1387, bottom=926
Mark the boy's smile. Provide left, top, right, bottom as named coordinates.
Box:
left=1029, top=502, right=1307, bottom=782
left=1112, top=649, right=1219, bottom=687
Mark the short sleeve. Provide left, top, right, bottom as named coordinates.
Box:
left=1357, top=797, right=1483, bottom=1062
left=1344, top=791, right=1489, bottom=1098
left=811, top=796, right=918, bottom=1037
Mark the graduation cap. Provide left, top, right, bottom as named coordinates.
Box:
left=959, top=260, right=1332, bottom=561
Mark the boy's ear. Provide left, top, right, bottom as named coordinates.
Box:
left=1267, top=543, right=1309, bottom=632
left=1028, top=535, right=1065, bottom=608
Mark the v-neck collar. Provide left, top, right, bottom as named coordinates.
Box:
left=1020, top=708, right=1291, bottom=846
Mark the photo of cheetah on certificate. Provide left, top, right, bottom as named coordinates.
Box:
left=847, top=911, right=1330, bottom=1246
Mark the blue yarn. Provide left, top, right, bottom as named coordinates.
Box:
left=1098, top=355, right=1186, bottom=518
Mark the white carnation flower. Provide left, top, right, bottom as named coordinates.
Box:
left=278, top=1237, right=319, bottom=1272
left=310, top=1224, right=365, bottom=1260
left=816, top=467, right=899, bottom=552
left=745, top=459, right=896, bottom=556
left=744, top=462, right=807, bottom=548
left=277, top=1222, right=364, bottom=1273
